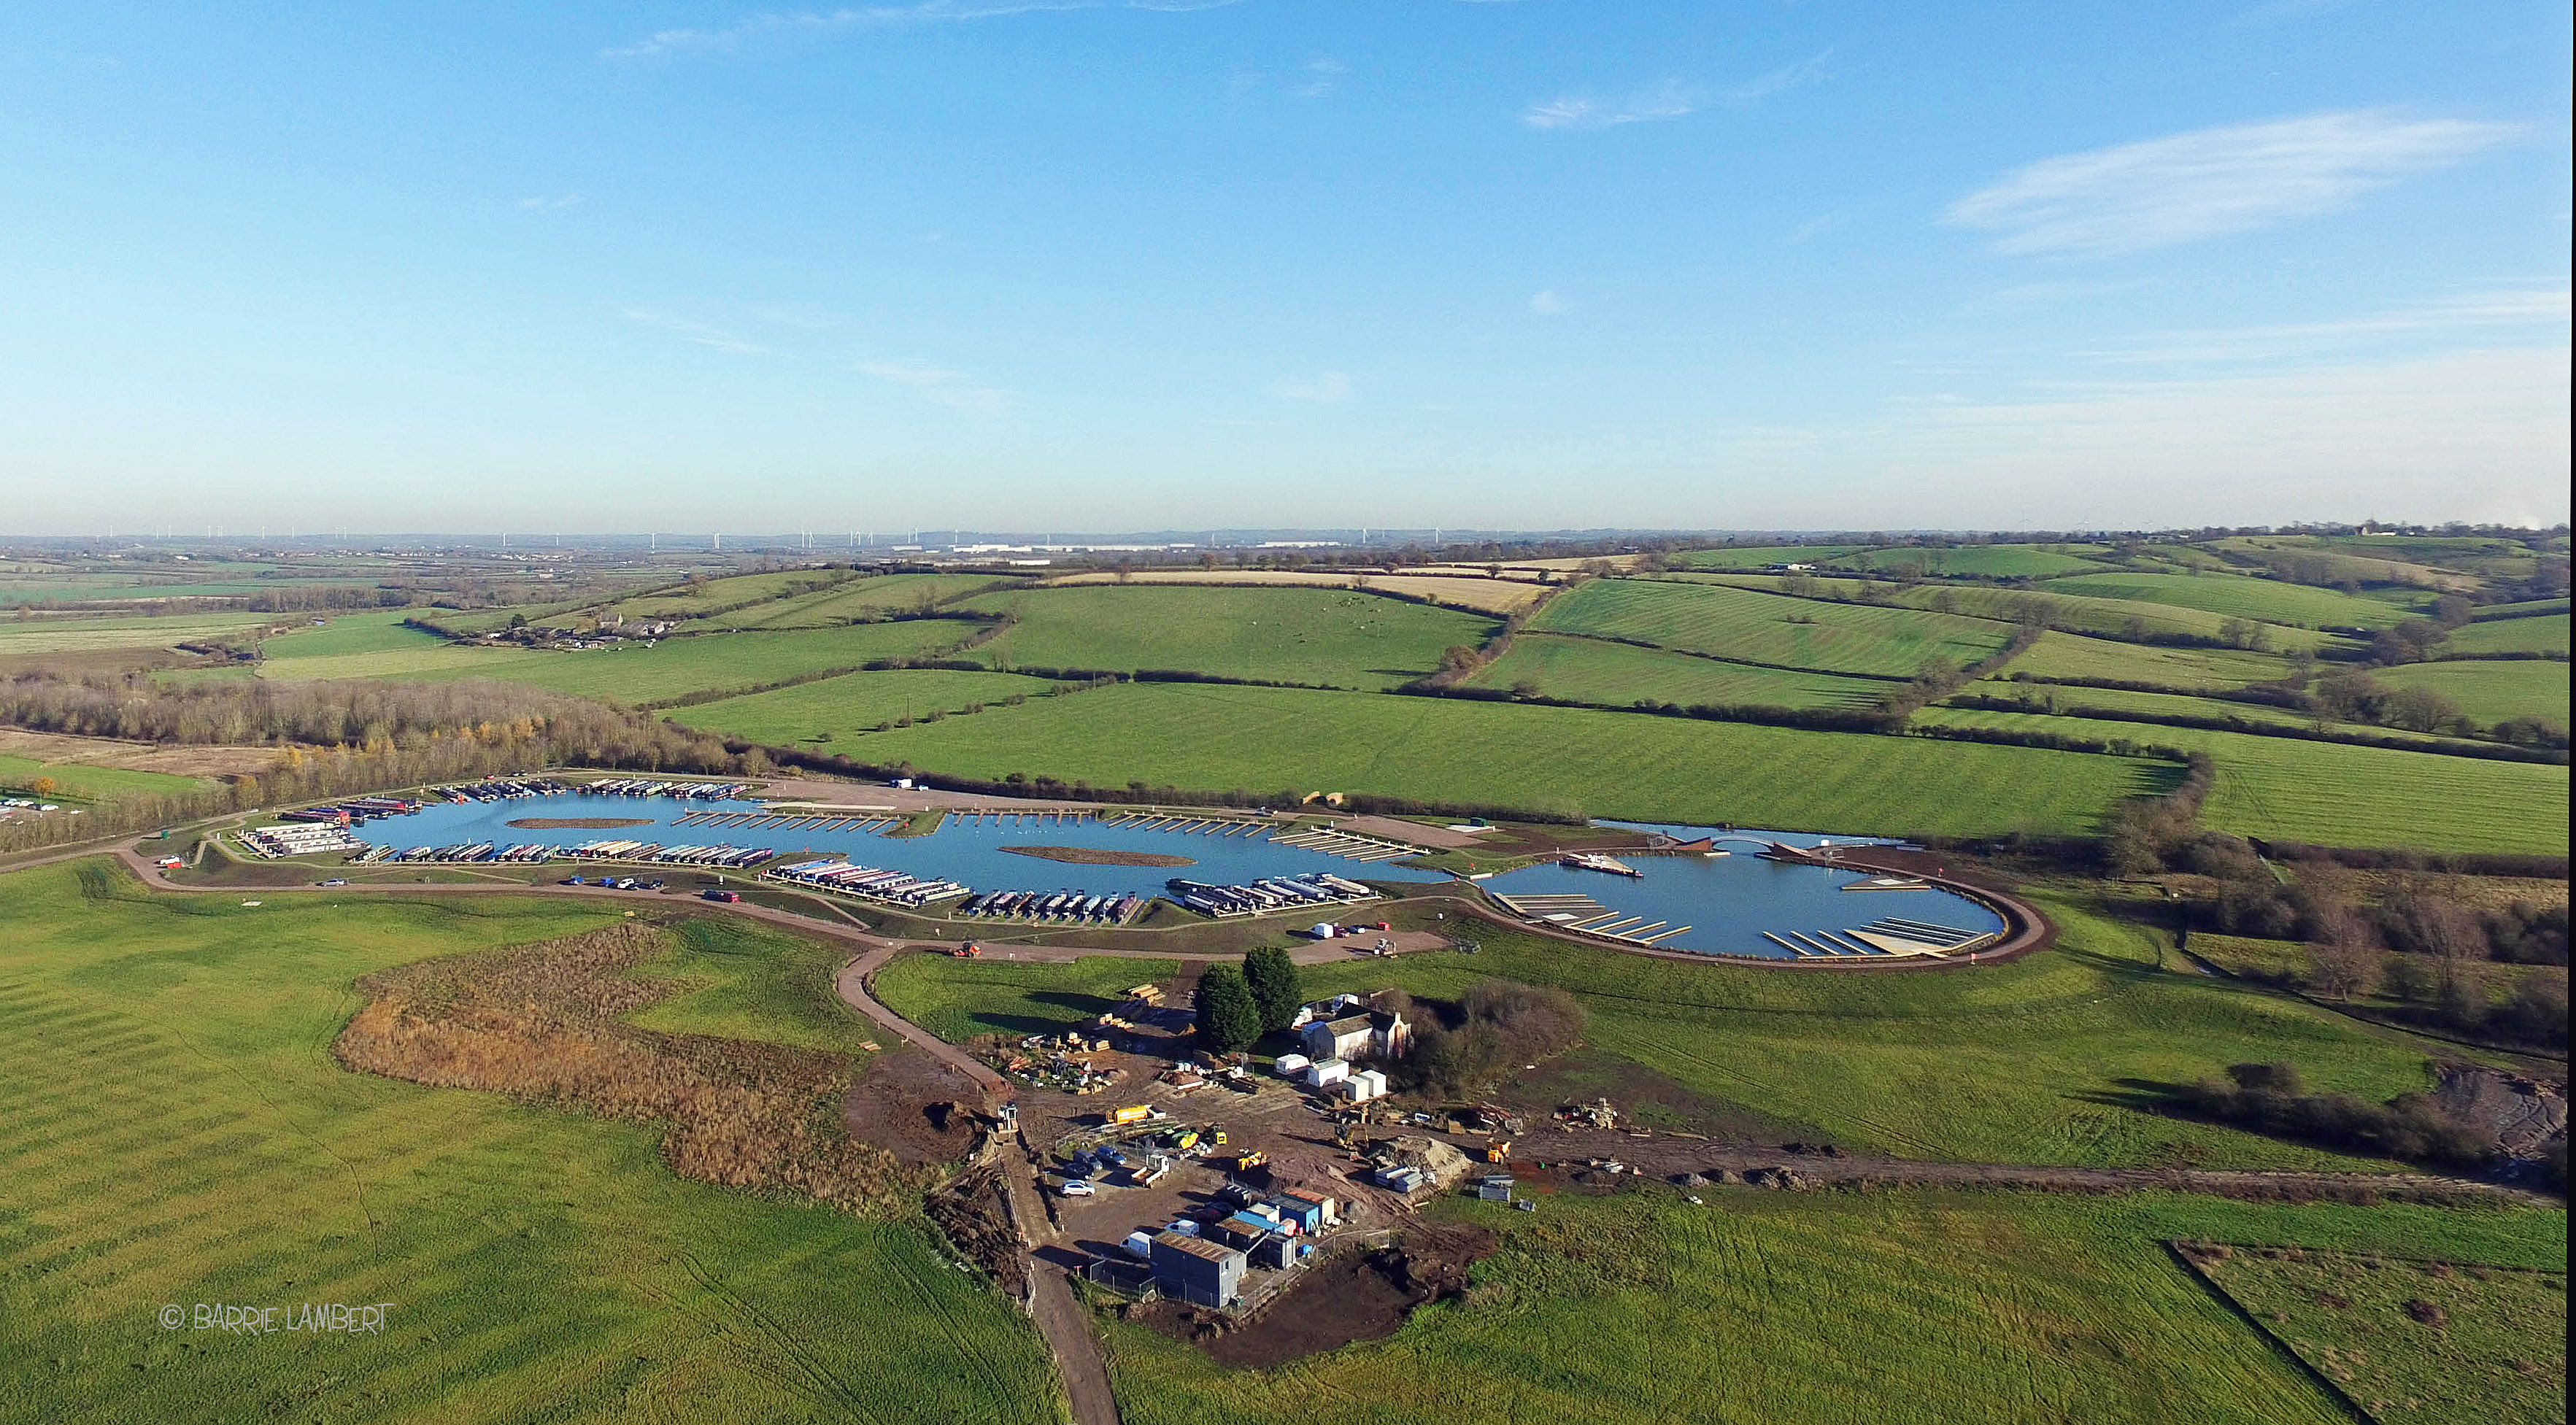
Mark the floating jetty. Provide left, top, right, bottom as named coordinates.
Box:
left=1487, top=890, right=1690, bottom=948
left=1761, top=916, right=1997, bottom=959
left=1559, top=852, right=1642, bottom=877
left=1840, top=875, right=1928, bottom=892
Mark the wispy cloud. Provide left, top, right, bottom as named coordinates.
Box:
left=1527, top=290, right=1566, bottom=315
left=1523, top=81, right=1697, bottom=131
left=2079, top=285, right=2571, bottom=363
left=1272, top=371, right=1351, bottom=402
left=1946, top=110, right=2518, bottom=257
left=623, top=308, right=768, bottom=355
left=859, top=358, right=1011, bottom=414
left=1289, top=58, right=1345, bottom=99
left=1723, top=51, right=1831, bottom=107
left=1524, top=53, right=1828, bottom=132
left=517, top=193, right=583, bottom=211
left=606, top=0, right=1238, bottom=58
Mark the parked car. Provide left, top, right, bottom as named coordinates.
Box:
left=701, top=889, right=742, bottom=903
left=318, top=878, right=347, bottom=887
left=1057, top=1180, right=1095, bottom=1197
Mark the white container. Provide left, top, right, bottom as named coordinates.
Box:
left=1273, top=1054, right=1311, bottom=1078
left=1304, top=1058, right=1350, bottom=1088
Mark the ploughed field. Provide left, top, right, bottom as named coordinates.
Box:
left=0, top=863, right=1060, bottom=1425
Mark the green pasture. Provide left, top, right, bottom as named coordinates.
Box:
left=0, top=611, right=280, bottom=656
left=0, top=863, right=1057, bottom=1425
left=1667, top=544, right=1872, bottom=571
left=2037, top=572, right=2427, bottom=629
left=272, top=622, right=978, bottom=703
left=1846, top=543, right=2121, bottom=578
left=2374, top=659, right=2569, bottom=725
left=1462, top=632, right=1891, bottom=708
left=2196, top=1247, right=2565, bottom=1425
left=2010, top=631, right=2295, bottom=689
left=2445, top=613, right=2569, bottom=657
left=1535, top=579, right=2017, bottom=677
left=874, top=952, right=1184, bottom=1045
left=255, top=609, right=449, bottom=660
left=1105, top=1189, right=2564, bottom=1425
left=853, top=681, right=2165, bottom=836
left=2469, top=598, right=2569, bottom=621
left=0, top=754, right=209, bottom=802
left=603, top=569, right=857, bottom=622
left=1954, top=681, right=2490, bottom=753
left=960, top=584, right=1500, bottom=690
left=1678, top=573, right=2332, bottom=653
left=703, top=574, right=1016, bottom=629
left=671, top=668, right=1072, bottom=744
left=1916, top=708, right=2571, bottom=854
left=890, top=896, right=2451, bottom=1170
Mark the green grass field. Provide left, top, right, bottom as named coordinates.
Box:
left=1952, top=681, right=2493, bottom=752
left=266, top=622, right=976, bottom=702
left=603, top=569, right=858, bottom=622
left=1846, top=544, right=2121, bottom=578
left=2010, top=631, right=2297, bottom=689
left=1535, top=579, right=2018, bottom=677
left=0, top=862, right=1058, bottom=1425
left=1915, top=708, right=2571, bottom=854
left=2373, top=659, right=2569, bottom=725
left=852, top=681, right=2166, bottom=835
left=883, top=895, right=2452, bottom=1170
left=703, top=574, right=1017, bottom=629
left=0, top=611, right=281, bottom=656
left=874, top=951, right=1184, bottom=1045
left=0, top=754, right=209, bottom=802
left=1678, top=574, right=2333, bottom=653
left=960, top=584, right=1500, bottom=690
left=1103, top=1189, right=2565, bottom=1425
left=1667, top=544, right=1871, bottom=570
left=2038, top=573, right=2429, bottom=629
left=2193, top=1247, right=2566, bottom=1425
left=255, top=609, right=450, bottom=660
left=671, top=668, right=1073, bottom=744
left=2444, top=613, right=2569, bottom=657
left=1462, top=632, right=1891, bottom=708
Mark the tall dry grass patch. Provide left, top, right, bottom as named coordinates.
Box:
left=335, top=922, right=920, bottom=1215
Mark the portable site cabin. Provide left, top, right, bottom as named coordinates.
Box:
left=1149, top=1232, right=1245, bottom=1308
left=1273, top=1053, right=1311, bottom=1078
left=1267, top=1197, right=1324, bottom=1233
left=1277, top=1187, right=1338, bottom=1225
left=1343, top=1068, right=1389, bottom=1103
left=1252, top=1234, right=1311, bottom=1270
left=1304, top=1058, right=1351, bottom=1089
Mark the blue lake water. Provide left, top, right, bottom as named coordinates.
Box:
left=355, top=794, right=2000, bottom=959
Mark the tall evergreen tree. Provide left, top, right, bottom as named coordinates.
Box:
left=1192, top=963, right=1261, bottom=1055
left=1242, top=946, right=1303, bottom=1033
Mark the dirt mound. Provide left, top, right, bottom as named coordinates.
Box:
left=1000, top=844, right=1195, bottom=868
left=843, top=1048, right=987, bottom=1167
left=1145, top=1221, right=1501, bottom=1368
left=2433, top=1066, right=2568, bottom=1163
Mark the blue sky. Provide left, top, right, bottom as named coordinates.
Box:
left=3, top=1, right=2567, bottom=535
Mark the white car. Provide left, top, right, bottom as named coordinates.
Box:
left=1057, top=1179, right=1095, bottom=1197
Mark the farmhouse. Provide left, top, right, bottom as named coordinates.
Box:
left=1299, top=1001, right=1410, bottom=1062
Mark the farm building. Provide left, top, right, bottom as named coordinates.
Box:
left=1149, top=1232, right=1245, bottom=1308
left=1299, top=1003, right=1409, bottom=1063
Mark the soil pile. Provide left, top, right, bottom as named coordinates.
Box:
left=1154, top=1222, right=1501, bottom=1368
